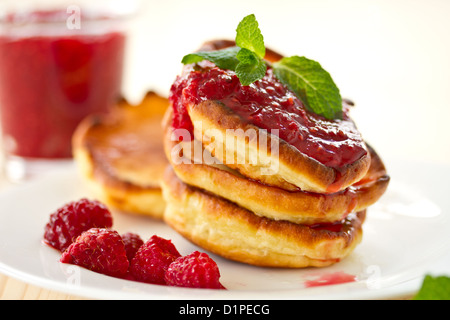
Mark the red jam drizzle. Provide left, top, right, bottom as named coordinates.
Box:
left=169, top=63, right=367, bottom=168
left=309, top=220, right=347, bottom=233
left=308, top=211, right=358, bottom=233
left=304, top=272, right=357, bottom=288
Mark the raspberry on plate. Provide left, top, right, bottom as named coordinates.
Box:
left=43, top=198, right=113, bottom=252
left=60, top=228, right=129, bottom=279
left=129, top=235, right=181, bottom=285
left=165, top=251, right=225, bottom=289
left=121, top=232, right=144, bottom=261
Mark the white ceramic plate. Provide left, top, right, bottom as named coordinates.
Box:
left=0, top=158, right=449, bottom=300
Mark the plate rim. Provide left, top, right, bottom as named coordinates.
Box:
left=0, top=161, right=449, bottom=300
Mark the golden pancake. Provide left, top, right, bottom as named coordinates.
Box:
left=73, top=91, right=169, bottom=218
left=171, top=40, right=371, bottom=193
left=161, top=166, right=366, bottom=268
left=188, top=99, right=371, bottom=193
left=163, top=109, right=388, bottom=224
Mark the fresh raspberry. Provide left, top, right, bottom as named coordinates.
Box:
left=43, top=198, right=113, bottom=252
left=121, top=232, right=144, bottom=261
left=165, top=251, right=225, bottom=289
left=129, top=235, right=181, bottom=284
left=60, top=228, right=129, bottom=278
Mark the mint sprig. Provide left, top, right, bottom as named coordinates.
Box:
left=234, top=14, right=267, bottom=85
left=180, top=14, right=343, bottom=120
left=181, top=14, right=266, bottom=86
left=414, top=275, right=450, bottom=300
left=235, top=48, right=267, bottom=86
left=181, top=46, right=240, bottom=70
left=235, top=14, right=265, bottom=59
left=273, top=56, right=343, bottom=120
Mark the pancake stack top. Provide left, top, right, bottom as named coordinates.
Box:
left=161, top=40, right=389, bottom=268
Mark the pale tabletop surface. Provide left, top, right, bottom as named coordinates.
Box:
left=0, top=137, right=92, bottom=299
left=1, top=0, right=450, bottom=300
left=0, top=176, right=88, bottom=300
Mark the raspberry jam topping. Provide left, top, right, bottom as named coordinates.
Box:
left=169, top=64, right=367, bottom=168
left=309, top=212, right=359, bottom=233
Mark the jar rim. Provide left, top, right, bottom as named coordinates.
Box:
left=0, top=6, right=138, bottom=26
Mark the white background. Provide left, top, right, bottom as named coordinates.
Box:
left=123, top=0, right=450, bottom=168
left=0, top=0, right=449, bottom=178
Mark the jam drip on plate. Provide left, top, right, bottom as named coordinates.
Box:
left=169, top=63, right=367, bottom=169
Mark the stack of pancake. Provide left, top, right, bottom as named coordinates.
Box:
left=73, top=91, right=169, bottom=219
left=161, top=41, right=390, bottom=268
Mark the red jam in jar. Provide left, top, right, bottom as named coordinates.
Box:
left=0, top=11, right=126, bottom=158
left=170, top=63, right=367, bottom=169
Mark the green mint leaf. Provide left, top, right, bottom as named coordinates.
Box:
left=180, top=14, right=344, bottom=119
left=235, top=48, right=267, bottom=86
left=180, top=14, right=267, bottom=87
left=414, top=275, right=450, bottom=300
left=273, top=56, right=343, bottom=120
left=181, top=46, right=241, bottom=70
left=235, top=14, right=265, bottom=59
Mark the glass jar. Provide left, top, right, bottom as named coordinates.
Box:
left=0, top=0, right=139, bottom=182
